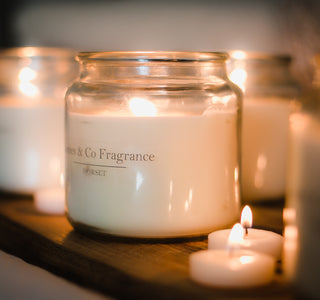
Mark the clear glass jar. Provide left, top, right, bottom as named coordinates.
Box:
left=284, top=54, right=320, bottom=299
left=65, top=51, right=241, bottom=238
left=228, top=51, right=300, bottom=202
left=0, top=47, right=78, bottom=194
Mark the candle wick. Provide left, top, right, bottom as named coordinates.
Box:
left=245, top=226, right=248, bottom=236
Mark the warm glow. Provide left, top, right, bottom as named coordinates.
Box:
left=234, top=167, right=239, bottom=182
left=283, top=224, right=298, bottom=281
left=228, top=223, right=244, bottom=248
left=60, top=172, right=65, bottom=187
left=211, top=95, right=232, bottom=106
left=290, top=113, right=310, bottom=132
left=19, top=67, right=37, bottom=81
left=231, top=50, right=247, bottom=60
left=283, top=207, right=296, bottom=224
left=18, top=67, right=39, bottom=97
left=18, top=82, right=39, bottom=97
left=129, top=97, right=157, bottom=117
left=241, top=205, right=253, bottom=228
left=229, top=68, right=247, bottom=92
left=284, top=224, right=298, bottom=240
left=239, top=255, right=254, bottom=264
left=21, top=47, right=37, bottom=57
left=257, top=153, right=267, bottom=170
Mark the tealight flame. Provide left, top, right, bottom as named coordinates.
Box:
left=129, top=97, right=157, bottom=117
left=241, top=205, right=253, bottom=233
left=228, top=223, right=244, bottom=253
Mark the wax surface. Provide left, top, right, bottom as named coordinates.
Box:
left=190, top=249, right=275, bottom=288
left=242, top=98, right=291, bottom=201
left=208, top=228, right=283, bottom=259
left=66, top=109, right=239, bottom=237
left=0, top=98, right=64, bottom=193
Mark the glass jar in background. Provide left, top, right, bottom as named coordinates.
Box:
left=284, top=54, right=320, bottom=299
left=65, top=51, right=241, bottom=238
left=0, top=47, right=78, bottom=195
left=228, top=51, right=300, bottom=203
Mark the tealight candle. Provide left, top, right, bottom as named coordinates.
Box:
left=34, top=173, right=65, bottom=215
left=34, top=187, right=65, bottom=215
left=208, top=205, right=283, bottom=259
left=190, top=223, right=276, bottom=288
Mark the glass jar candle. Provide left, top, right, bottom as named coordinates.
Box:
left=284, top=54, right=320, bottom=299
left=0, top=47, right=78, bottom=194
left=65, top=51, right=241, bottom=238
left=228, top=51, right=300, bottom=202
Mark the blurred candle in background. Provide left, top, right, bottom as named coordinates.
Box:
left=285, top=54, right=320, bottom=298
left=228, top=51, right=300, bottom=202
left=0, top=47, right=78, bottom=199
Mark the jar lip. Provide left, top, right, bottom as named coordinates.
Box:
left=77, top=51, right=229, bottom=62
left=0, top=47, right=76, bottom=60
left=228, top=50, right=292, bottom=63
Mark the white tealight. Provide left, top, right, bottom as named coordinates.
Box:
left=208, top=205, right=283, bottom=259
left=208, top=228, right=283, bottom=260
left=190, top=249, right=275, bottom=288
left=34, top=188, right=65, bottom=215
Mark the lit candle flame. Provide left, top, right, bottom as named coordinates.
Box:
left=129, top=97, right=157, bottom=117
left=227, top=223, right=244, bottom=254
left=241, top=205, right=253, bottom=235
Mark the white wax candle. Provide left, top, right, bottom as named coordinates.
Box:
left=242, top=98, right=291, bottom=201
left=282, top=223, right=298, bottom=282
left=66, top=108, right=239, bottom=237
left=190, top=249, right=275, bottom=288
left=285, top=113, right=320, bottom=298
left=208, top=228, right=283, bottom=260
left=34, top=188, right=65, bottom=215
left=0, top=97, right=64, bottom=193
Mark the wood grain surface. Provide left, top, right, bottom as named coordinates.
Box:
left=0, top=195, right=293, bottom=300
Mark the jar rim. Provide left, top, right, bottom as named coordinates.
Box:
left=0, top=47, right=76, bottom=60
left=77, top=51, right=229, bottom=63
left=229, top=50, right=292, bottom=63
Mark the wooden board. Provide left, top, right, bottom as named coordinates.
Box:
left=0, top=195, right=293, bottom=300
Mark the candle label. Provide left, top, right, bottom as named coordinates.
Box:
left=66, top=145, right=156, bottom=175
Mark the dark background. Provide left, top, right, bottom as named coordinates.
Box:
left=1, top=0, right=320, bottom=88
